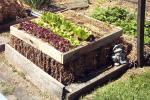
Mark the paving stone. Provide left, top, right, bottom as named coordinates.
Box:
left=7, top=95, right=17, bottom=100
left=59, top=0, right=89, bottom=10
left=0, top=93, right=7, bottom=100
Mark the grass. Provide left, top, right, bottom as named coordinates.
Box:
left=91, top=7, right=150, bottom=44
left=81, top=69, right=150, bottom=100
left=2, top=86, right=15, bottom=96
left=0, top=81, right=15, bottom=96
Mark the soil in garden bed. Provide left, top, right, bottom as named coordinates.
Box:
left=16, top=10, right=121, bottom=52
left=144, top=45, right=150, bottom=66
left=59, top=10, right=118, bottom=38
left=10, top=35, right=134, bottom=85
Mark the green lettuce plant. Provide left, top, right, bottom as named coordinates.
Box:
left=32, top=12, right=93, bottom=46
left=92, top=7, right=150, bottom=44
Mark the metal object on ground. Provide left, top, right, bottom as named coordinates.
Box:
left=112, top=44, right=127, bottom=66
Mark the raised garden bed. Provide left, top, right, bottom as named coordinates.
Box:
left=11, top=11, right=122, bottom=63
left=5, top=44, right=129, bottom=100
left=9, top=11, right=123, bottom=83
left=9, top=11, right=122, bottom=84
left=59, top=10, right=119, bottom=38
left=7, top=11, right=125, bottom=99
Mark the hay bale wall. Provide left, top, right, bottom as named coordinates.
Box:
left=10, top=35, right=133, bottom=85
left=0, top=0, right=26, bottom=24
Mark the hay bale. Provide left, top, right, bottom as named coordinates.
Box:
left=10, top=35, right=136, bottom=85
left=10, top=36, right=116, bottom=85
left=0, top=0, right=26, bottom=23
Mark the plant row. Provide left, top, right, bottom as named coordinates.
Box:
left=19, top=21, right=71, bottom=52
left=18, top=12, right=95, bottom=52
left=92, top=7, right=150, bottom=44
left=32, top=12, right=94, bottom=46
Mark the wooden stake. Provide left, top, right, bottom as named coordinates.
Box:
left=137, top=0, right=146, bottom=67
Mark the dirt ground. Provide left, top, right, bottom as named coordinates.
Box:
left=0, top=54, right=51, bottom=100
left=0, top=0, right=150, bottom=99
left=76, top=0, right=150, bottom=19
left=0, top=32, right=51, bottom=99
left=81, top=66, right=150, bottom=100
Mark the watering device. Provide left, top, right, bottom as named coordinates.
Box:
left=112, top=44, right=127, bottom=66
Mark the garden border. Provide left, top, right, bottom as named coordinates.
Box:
left=5, top=44, right=129, bottom=100
left=5, top=44, right=65, bottom=100
left=10, top=23, right=122, bottom=64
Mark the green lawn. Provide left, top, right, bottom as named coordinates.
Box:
left=81, top=68, right=150, bottom=100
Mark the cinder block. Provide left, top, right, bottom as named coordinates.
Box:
left=0, top=37, right=9, bottom=52
left=0, top=41, right=5, bottom=52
